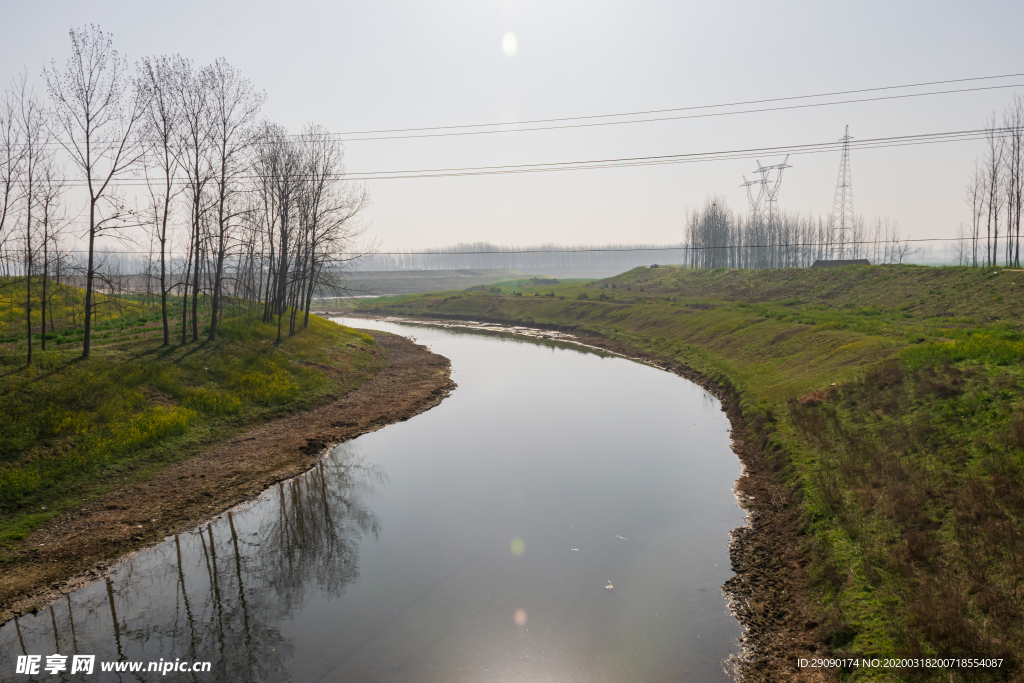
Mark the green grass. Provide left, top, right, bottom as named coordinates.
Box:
left=354, top=264, right=1024, bottom=681
left=0, top=279, right=384, bottom=548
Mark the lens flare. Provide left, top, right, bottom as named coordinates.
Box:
left=514, top=609, right=527, bottom=626
left=510, top=537, right=525, bottom=556
left=502, top=31, right=518, bottom=57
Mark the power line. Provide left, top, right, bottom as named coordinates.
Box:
left=42, top=125, right=1017, bottom=189
left=350, top=127, right=1013, bottom=176
left=333, top=127, right=1020, bottom=179
left=258, top=73, right=1024, bottom=138
left=20, top=75, right=1024, bottom=154
left=332, top=83, right=1024, bottom=142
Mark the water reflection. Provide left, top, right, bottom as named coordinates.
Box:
left=2, top=320, right=745, bottom=682
left=1, top=448, right=384, bottom=682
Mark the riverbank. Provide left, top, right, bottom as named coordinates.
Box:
left=0, top=327, right=455, bottom=623
left=350, top=264, right=1024, bottom=682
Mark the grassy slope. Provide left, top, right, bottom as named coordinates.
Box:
left=0, top=280, right=383, bottom=551
left=337, top=268, right=530, bottom=296
left=356, top=264, right=1024, bottom=681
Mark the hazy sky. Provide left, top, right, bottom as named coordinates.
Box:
left=3, top=0, right=1023, bottom=250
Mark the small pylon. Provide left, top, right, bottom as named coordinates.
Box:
left=741, top=174, right=765, bottom=225
left=740, top=155, right=791, bottom=226
left=829, top=125, right=855, bottom=258
left=760, top=155, right=791, bottom=228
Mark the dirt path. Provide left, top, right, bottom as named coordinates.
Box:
left=0, top=330, right=455, bottom=624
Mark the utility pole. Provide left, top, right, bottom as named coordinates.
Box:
left=829, top=125, right=854, bottom=259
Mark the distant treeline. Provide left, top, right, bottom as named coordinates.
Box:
left=684, top=199, right=918, bottom=269
left=357, top=242, right=689, bottom=273
left=960, top=97, right=1023, bottom=268
left=358, top=212, right=921, bottom=274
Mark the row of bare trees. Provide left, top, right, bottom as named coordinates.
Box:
left=684, top=199, right=916, bottom=269
left=0, top=25, right=370, bottom=364
left=0, top=74, right=73, bottom=365
left=961, top=95, right=1024, bottom=268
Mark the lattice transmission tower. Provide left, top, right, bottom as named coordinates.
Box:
left=740, top=155, right=792, bottom=226
left=829, top=125, right=855, bottom=258
left=761, top=155, right=791, bottom=227
left=741, top=173, right=765, bottom=225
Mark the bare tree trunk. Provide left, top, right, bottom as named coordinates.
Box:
left=84, top=201, right=96, bottom=357
left=192, top=201, right=201, bottom=341
left=41, top=233, right=47, bottom=351
left=181, top=229, right=193, bottom=345
left=210, top=149, right=228, bottom=341
left=205, top=58, right=264, bottom=340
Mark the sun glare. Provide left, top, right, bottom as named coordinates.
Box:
left=502, top=31, right=517, bottom=57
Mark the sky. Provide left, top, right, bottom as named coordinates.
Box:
left=2, top=0, right=1023, bottom=251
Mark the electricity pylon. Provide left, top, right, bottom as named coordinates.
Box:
left=829, top=125, right=854, bottom=258
left=741, top=174, right=765, bottom=225
left=760, top=155, right=791, bottom=228
left=741, top=156, right=791, bottom=226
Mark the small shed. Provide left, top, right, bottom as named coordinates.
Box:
left=810, top=259, right=871, bottom=268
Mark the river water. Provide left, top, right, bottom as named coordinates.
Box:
left=1, top=319, right=746, bottom=682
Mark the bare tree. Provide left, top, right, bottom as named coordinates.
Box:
left=253, top=122, right=301, bottom=342
left=954, top=222, right=971, bottom=266
left=205, top=58, right=264, bottom=340
left=882, top=219, right=916, bottom=264
left=983, top=115, right=1005, bottom=267
left=35, top=155, right=70, bottom=350
left=965, top=161, right=986, bottom=267
left=686, top=198, right=734, bottom=269
left=295, top=124, right=369, bottom=330
left=869, top=218, right=884, bottom=264
left=138, top=55, right=185, bottom=345
left=14, top=71, right=51, bottom=365
left=175, top=58, right=213, bottom=343
left=847, top=216, right=866, bottom=260
left=44, top=25, right=148, bottom=358
left=0, top=85, right=23, bottom=282
left=1004, top=95, right=1023, bottom=268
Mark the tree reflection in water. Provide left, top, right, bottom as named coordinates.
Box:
left=0, top=446, right=384, bottom=682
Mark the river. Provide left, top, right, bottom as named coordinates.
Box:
left=1, top=319, right=746, bottom=682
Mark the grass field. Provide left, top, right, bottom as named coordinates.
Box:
left=354, top=264, right=1024, bottom=681
left=0, top=278, right=383, bottom=551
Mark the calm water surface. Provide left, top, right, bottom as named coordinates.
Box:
left=2, top=320, right=746, bottom=682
